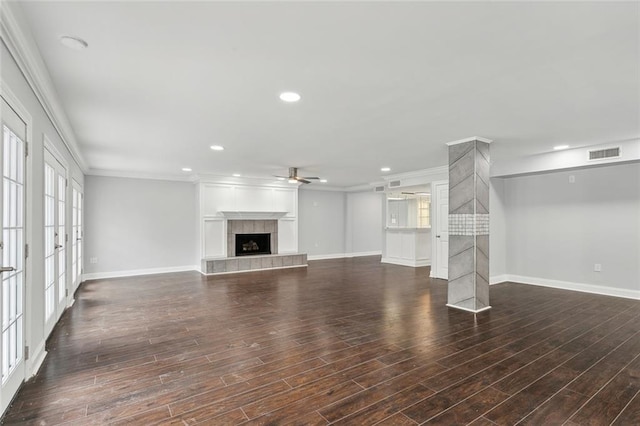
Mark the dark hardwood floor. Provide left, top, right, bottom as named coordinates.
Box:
left=3, top=256, right=640, bottom=425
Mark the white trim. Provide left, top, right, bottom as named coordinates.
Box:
left=381, top=257, right=430, bottom=267
left=446, top=304, right=492, bottom=313
left=381, top=166, right=449, bottom=183
left=1, top=79, right=33, bottom=410
left=27, top=341, right=46, bottom=378
left=219, top=211, right=288, bottom=220
left=300, top=185, right=348, bottom=192
left=0, top=1, right=87, bottom=171
left=307, top=251, right=382, bottom=261
left=490, top=274, right=509, bottom=285
left=83, top=265, right=199, bottom=281
left=498, top=274, right=640, bottom=300
left=87, top=168, right=196, bottom=183
left=446, top=136, right=493, bottom=146
left=200, top=264, right=307, bottom=276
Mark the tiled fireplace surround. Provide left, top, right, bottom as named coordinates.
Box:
left=202, top=219, right=307, bottom=274
left=227, top=220, right=278, bottom=257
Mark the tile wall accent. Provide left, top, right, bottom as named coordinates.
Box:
left=449, top=214, right=490, bottom=236
left=227, top=220, right=278, bottom=257
left=447, top=138, right=491, bottom=312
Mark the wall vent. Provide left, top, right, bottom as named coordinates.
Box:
left=588, top=147, right=620, bottom=161
left=374, top=186, right=385, bottom=192
left=388, top=180, right=401, bottom=188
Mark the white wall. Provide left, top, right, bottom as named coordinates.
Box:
left=298, top=189, right=346, bottom=257
left=503, top=162, right=640, bottom=298
left=1, top=40, right=85, bottom=385
left=345, top=191, right=384, bottom=254
left=84, top=176, right=197, bottom=277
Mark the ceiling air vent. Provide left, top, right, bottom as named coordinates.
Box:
left=589, top=147, right=620, bottom=161
left=374, top=186, right=385, bottom=192
left=388, top=180, right=401, bottom=188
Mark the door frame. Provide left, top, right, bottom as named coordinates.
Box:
left=43, top=139, right=68, bottom=336
left=430, top=180, right=448, bottom=279
left=70, top=179, right=83, bottom=301
left=0, top=82, right=32, bottom=415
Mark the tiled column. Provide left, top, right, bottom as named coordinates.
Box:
left=446, top=137, right=491, bottom=313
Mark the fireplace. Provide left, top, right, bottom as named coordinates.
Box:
left=227, top=220, right=278, bottom=257
left=235, top=233, right=271, bottom=256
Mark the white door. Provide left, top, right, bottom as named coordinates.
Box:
left=432, top=181, right=449, bottom=279
left=0, top=97, right=26, bottom=410
left=71, top=181, right=82, bottom=294
left=44, top=150, right=67, bottom=335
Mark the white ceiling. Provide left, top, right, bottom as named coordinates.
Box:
left=18, top=1, right=640, bottom=187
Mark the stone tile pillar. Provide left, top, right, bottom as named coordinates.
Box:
left=446, top=137, right=491, bottom=313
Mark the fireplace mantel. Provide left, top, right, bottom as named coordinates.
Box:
left=219, top=211, right=289, bottom=220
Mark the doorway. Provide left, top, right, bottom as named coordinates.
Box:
left=0, top=96, right=27, bottom=411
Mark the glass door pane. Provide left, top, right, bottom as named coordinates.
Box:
left=0, top=96, right=26, bottom=399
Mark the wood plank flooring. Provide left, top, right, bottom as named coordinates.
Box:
left=3, top=256, right=639, bottom=425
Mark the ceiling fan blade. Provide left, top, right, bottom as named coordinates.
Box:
left=301, top=176, right=320, bottom=180
left=297, top=178, right=311, bottom=184
left=274, top=175, right=288, bottom=178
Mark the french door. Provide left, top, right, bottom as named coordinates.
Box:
left=0, top=97, right=26, bottom=409
left=44, top=150, right=67, bottom=335
left=71, top=181, right=82, bottom=293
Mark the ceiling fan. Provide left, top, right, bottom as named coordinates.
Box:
left=275, top=167, right=320, bottom=184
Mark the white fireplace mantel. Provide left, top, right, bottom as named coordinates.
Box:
left=197, top=181, right=299, bottom=265
left=219, top=211, right=289, bottom=220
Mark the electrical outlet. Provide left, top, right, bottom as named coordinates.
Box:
left=90, top=257, right=98, bottom=264
left=594, top=263, right=602, bottom=272
left=569, top=175, right=575, bottom=184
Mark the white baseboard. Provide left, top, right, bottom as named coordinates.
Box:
left=490, top=274, right=509, bottom=285
left=83, top=265, right=199, bottom=281
left=381, top=257, right=430, bottom=268
left=446, top=304, right=492, bottom=313
left=307, top=251, right=382, bottom=261
left=27, top=340, right=47, bottom=378
left=498, top=274, right=640, bottom=300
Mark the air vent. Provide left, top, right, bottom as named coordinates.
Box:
left=589, top=147, right=620, bottom=161
left=374, top=186, right=385, bottom=192
left=388, top=180, right=401, bottom=188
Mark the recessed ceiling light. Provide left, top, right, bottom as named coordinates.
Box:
left=232, top=173, right=241, bottom=177
left=381, top=167, right=391, bottom=172
left=181, top=167, right=192, bottom=172
left=553, top=145, right=570, bottom=150
left=60, top=35, right=88, bottom=50
left=320, top=179, right=328, bottom=183
left=210, top=145, right=224, bottom=151
left=279, top=92, right=301, bottom=102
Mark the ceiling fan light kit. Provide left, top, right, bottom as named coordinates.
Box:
left=275, top=167, right=320, bottom=184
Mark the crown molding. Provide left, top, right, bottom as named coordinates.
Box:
left=86, top=168, right=196, bottom=183
left=445, top=136, right=493, bottom=146
left=0, top=1, right=88, bottom=171
left=299, top=184, right=348, bottom=192
left=381, top=165, right=449, bottom=182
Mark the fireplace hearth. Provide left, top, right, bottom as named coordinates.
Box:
left=235, top=233, right=271, bottom=256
